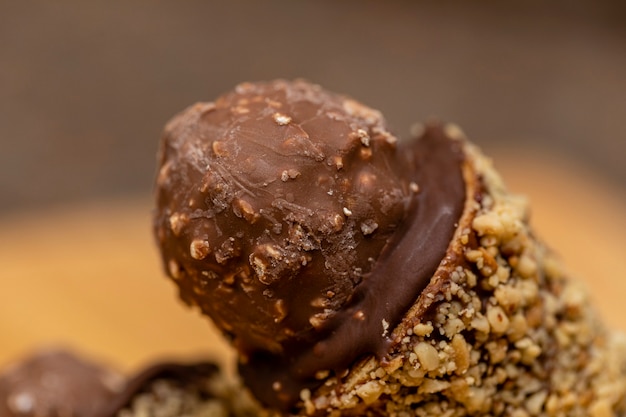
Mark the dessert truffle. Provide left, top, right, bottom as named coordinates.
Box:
left=0, top=349, right=122, bottom=417
left=154, top=80, right=465, bottom=407
left=0, top=349, right=258, bottom=417
left=154, top=80, right=626, bottom=416
left=103, top=361, right=258, bottom=417
left=154, top=79, right=416, bottom=355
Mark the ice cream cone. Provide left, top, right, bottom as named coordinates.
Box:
left=152, top=80, right=626, bottom=417
left=291, top=126, right=626, bottom=417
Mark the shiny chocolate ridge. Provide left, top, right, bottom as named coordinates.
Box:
left=239, top=124, right=466, bottom=411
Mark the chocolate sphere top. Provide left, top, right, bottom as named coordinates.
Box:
left=154, top=80, right=466, bottom=409
left=154, top=79, right=412, bottom=355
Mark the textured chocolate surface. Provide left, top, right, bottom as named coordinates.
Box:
left=153, top=80, right=465, bottom=409
left=0, top=349, right=122, bottom=417
left=239, top=125, right=465, bottom=409
left=154, top=80, right=411, bottom=352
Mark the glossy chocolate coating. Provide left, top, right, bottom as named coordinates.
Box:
left=0, top=349, right=122, bottom=417
left=0, top=351, right=229, bottom=417
left=154, top=80, right=412, bottom=355
left=153, top=80, right=465, bottom=410
left=239, top=124, right=465, bottom=409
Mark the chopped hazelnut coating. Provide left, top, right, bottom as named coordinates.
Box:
left=274, top=141, right=626, bottom=416
left=154, top=80, right=626, bottom=416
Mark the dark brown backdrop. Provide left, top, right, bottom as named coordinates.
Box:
left=1, top=1, right=625, bottom=212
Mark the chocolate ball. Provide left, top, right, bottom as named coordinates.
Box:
left=0, top=349, right=122, bottom=417
left=153, top=80, right=412, bottom=355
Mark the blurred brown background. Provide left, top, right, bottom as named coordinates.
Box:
left=1, top=1, right=625, bottom=372
left=1, top=1, right=625, bottom=212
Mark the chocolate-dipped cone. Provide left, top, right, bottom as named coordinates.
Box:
left=153, top=80, right=626, bottom=416
left=292, top=126, right=626, bottom=416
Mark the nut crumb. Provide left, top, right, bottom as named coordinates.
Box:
left=273, top=112, right=292, bottom=125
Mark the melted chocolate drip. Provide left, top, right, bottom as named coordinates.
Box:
left=239, top=124, right=465, bottom=410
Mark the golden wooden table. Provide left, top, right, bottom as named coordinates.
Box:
left=1, top=149, right=624, bottom=373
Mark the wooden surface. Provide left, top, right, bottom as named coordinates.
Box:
left=1, top=148, right=625, bottom=373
